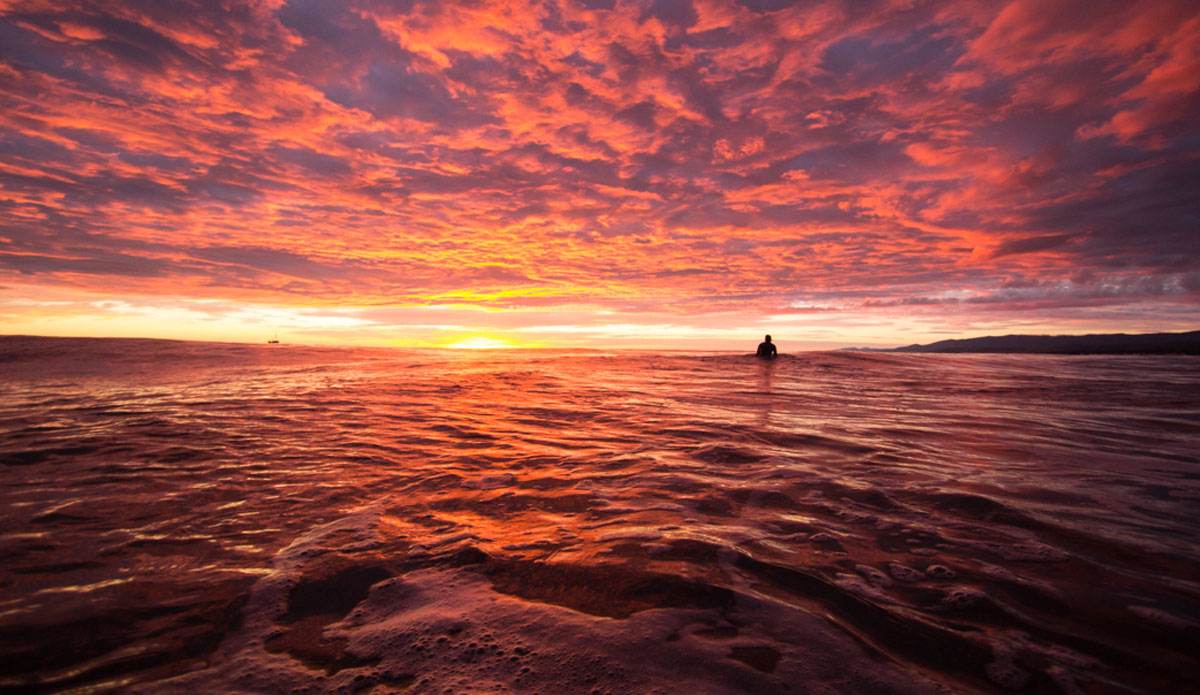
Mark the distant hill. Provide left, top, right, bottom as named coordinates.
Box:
left=889, top=330, right=1200, bottom=354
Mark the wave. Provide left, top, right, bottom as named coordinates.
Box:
left=1, top=337, right=1198, bottom=693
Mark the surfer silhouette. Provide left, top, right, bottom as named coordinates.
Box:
left=756, top=334, right=777, bottom=358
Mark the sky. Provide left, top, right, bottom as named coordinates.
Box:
left=1, top=0, right=1198, bottom=349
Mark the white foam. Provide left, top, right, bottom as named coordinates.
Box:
left=940, top=587, right=983, bottom=609
left=855, top=564, right=893, bottom=589
left=834, top=573, right=892, bottom=603
left=888, top=563, right=925, bottom=583
left=925, top=564, right=956, bottom=579
left=131, top=502, right=951, bottom=695
left=952, top=538, right=1069, bottom=562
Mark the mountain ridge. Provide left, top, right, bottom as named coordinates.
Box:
left=881, top=330, right=1200, bottom=354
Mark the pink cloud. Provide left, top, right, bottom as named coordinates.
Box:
left=0, top=0, right=1196, bottom=344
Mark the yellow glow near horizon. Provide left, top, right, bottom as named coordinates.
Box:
left=5, top=285, right=1190, bottom=352
left=444, top=336, right=519, bottom=349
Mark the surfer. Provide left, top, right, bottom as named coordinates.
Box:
left=756, top=334, right=777, bottom=358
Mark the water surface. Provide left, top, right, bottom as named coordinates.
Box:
left=2, top=337, right=1198, bottom=694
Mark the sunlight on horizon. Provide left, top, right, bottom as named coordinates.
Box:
left=443, top=336, right=521, bottom=350
left=4, top=282, right=1193, bottom=351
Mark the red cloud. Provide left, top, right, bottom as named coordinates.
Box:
left=0, top=0, right=1196, bottom=341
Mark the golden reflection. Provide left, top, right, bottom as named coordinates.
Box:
left=755, top=357, right=776, bottom=426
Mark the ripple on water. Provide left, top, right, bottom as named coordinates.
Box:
left=1, top=339, right=1198, bottom=694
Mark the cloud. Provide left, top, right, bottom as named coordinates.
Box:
left=0, top=0, right=1197, bottom=345
left=989, top=233, right=1075, bottom=259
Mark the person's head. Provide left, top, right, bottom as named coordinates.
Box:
left=764, top=335, right=772, bottom=343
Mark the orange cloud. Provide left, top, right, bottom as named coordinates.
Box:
left=0, top=0, right=1197, bottom=347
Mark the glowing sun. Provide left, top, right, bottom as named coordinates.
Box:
left=444, top=336, right=517, bottom=350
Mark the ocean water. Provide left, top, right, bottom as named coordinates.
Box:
left=1, top=336, right=1199, bottom=695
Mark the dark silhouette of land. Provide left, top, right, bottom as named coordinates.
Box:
left=882, top=330, right=1200, bottom=354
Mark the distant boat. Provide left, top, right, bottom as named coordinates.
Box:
left=267, top=333, right=279, bottom=344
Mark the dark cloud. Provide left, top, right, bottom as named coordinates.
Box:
left=615, top=100, right=658, bottom=130
left=785, top=139, right=912, bottom=181
left=0, top=21, right=116, bottom=91
left=990, top=234, right=1075, bottom=258
left=269, top=146, right=353, bottom=178
left=820, top=30, right=961, bottom=82
left=732, top=0, right=804, bottom=11
left=640, top=0, right=698, bottom=29
left=277, top=0, right=389, bottom=65
left=0, top=250, right=170, bottom=278
left=190, top=245, right=357, bottom=280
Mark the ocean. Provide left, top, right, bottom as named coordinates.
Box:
left=1, top=336, right=1198, bottom=694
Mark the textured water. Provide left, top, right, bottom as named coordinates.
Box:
left=2, top=336, right=1199, bottom=694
